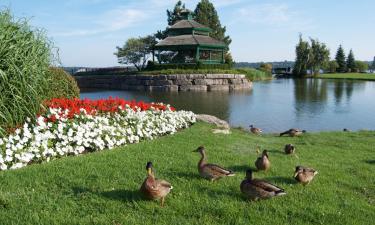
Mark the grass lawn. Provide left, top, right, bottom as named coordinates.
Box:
left=316, top=73, right=375, bottom=81
left=0, top=123, right=374, bottom=224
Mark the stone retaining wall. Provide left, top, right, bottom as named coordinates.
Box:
left=75, top=74, right=252, bottom=92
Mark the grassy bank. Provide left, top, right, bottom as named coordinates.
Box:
left=76, top=68, right=272, bottom=81
left=0, top=123, right=374, bottom=224
left=316, top=73, right=375, bottom=81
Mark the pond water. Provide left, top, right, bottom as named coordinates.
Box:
left=81, top=78, right=375, bottom=132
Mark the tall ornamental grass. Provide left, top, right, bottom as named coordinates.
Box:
left=0, top=9, right=54, bottom=136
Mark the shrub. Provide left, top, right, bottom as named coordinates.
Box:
left=45, top=68, right=80, bottom=99
left=0, top=9, right=54, bottom=136
left=144, top=62, right=231, bottom=71
left=235, top=68, right=272, bottom=81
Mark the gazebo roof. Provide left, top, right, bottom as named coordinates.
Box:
left=168, top=19, right=212, bottom=31
left=154, top=34, right=226, bottom=49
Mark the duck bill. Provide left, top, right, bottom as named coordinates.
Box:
left=293, top=172, right=299, bottom=178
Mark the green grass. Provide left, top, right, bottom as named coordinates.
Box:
left=0, top=123, right=374, bottom=224
left=316, top=73, right=375, bottom=81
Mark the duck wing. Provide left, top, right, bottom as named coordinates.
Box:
left=204, top=163, right=235, bottom=176
left=156, top=179, right=173, bottom=189
left=252, top=178, right=285, bottom=193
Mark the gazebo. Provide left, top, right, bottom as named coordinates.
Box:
left=153, top=10, right=227, bottom=65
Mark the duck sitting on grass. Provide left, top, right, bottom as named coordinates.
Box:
left=249, top=125, right=262, bottom=135
left=193, top=146, right=235, bottom=181
left=284, top=144, right=295, bottom=154
left=240, top=169, right=286, bottom=201
left=255, top=150, right=270, bottom=171
left=294, top=166, right=318, bottom=185
left=140, top=162, right=173, bottom=207
left=280, top=128, right=306, bottom=137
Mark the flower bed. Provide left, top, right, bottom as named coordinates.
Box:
left=0, top=98, right=196, bottom=170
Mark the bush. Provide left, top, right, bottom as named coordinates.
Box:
left=45, top=68, right=80, bottom=99
left=0, top=9, right=54, bottom=136
left=145, top=62, right=231, bottom=71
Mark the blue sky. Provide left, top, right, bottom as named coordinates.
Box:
left=1, top=0, right=375, bottom=67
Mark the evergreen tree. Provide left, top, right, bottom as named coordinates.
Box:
left=371, top=56, right=375, bottom=70
left=194, top=0, right=231, bottom=47
left=155, top=1, right=186, bottom=40
left=167, top=0, right=186, bottom=25
left=335, top=45, right=346, bottom=72
left=293, top=34, right=310, bottom=76
left=346, top=49, right=356, bottom=72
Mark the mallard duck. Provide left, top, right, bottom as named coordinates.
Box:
left=284, top=144, right=295, bottom=154
left=294, top=166, right=318, bottom=185
left=280, top=128, right=306, bottom=137
left=249, top=125, right=262, bottom=135
left=240, top=169, right=286, bottom=200
left=255, top=150, right=270, bottom=171
left=194, top=146, right=235, bottom=181
left=140, top=162, right=173, bottom=206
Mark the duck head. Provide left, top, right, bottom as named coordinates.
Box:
left=262, top=150, right=269, bottom=158
left=193, top=146, right=205, bottom=154
left=294, top=166, right=303, bottom=177
left=146, top=161, right=153, bottom=175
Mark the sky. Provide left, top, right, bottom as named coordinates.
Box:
left=1, top=0, right=375, bottom=67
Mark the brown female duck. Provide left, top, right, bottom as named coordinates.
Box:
left=280, top=128, right=306, bottom=137
left=255, top=150, right=270, bottom=171
left=284, top=144, right=295, bottom=154
left=240, top=169, right=286, bottom=200
left=194, top=146, right=235, bottom=181
left=140, top=162, right=173, bottom=206
left=294, top=166, right=318, bottom=185
left=249, top=125, right=262, bottom=135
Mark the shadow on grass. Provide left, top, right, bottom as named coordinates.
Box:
left=71, top=186, right=143, bottom=203
left=101, top=189, right=142, bottom=202
left=227, top=165, right=256, bottom=173
left=364, top=160, right=375, bottom=165
left=173, top=171, right=202, bottom=180
left=267, top=176, right=297, bottom=185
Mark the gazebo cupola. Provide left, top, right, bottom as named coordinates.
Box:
left=154, top=9, right=226, bottom=64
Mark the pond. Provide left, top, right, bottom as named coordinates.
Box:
left=81, top=78, right=375, bottom=132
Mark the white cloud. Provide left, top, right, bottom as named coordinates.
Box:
left=235, top=3, right=314, bottom=30
left=55, top=8, right=148, bottom=37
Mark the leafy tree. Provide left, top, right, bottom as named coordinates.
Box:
left=115, top=35, right=156, bottom=71
left=224, top=52, right=234, bottom=68
left=293, top=34, right=310, bottom=76
left=355, top=61, right=368, bottom=73
left=259, top=63, right=273, bottom=75
left=194, top=0, right=231, bottom=47
left=325, top=60, right=339, bottom=73
left=346, top=49, right=356, bottom=72
left=308, top=38, right=330, bottom=75
left=335, top=45, right=346, bottom=72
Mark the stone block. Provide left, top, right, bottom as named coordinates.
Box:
left=174, top=78, right=192, bottom=85
left=229, top=78, right=243, bottom=84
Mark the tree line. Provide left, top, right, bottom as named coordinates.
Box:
left=293, top=35, right=371, bottom=76
left=115, top=0, right=232, bottom=71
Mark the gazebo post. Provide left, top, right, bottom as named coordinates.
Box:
left=195, top=46, right=200, bottom=63
left=152, top=49, right=155, bottom=62
left=221, top=49, right=224, bottom=63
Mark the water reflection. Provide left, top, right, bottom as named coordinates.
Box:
left=81, top=79, right=375, bottom=132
